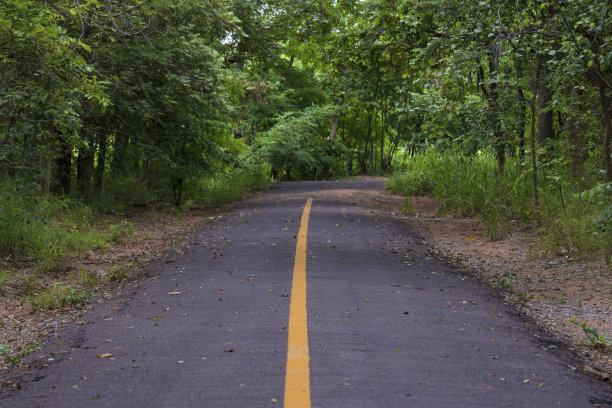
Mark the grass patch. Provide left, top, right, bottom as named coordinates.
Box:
left=27, top=283, right=91, bottom=310
left=389, top=148, right=611, bottom=259
left=185, top=165, right=270, bottom=208
left=105, top=262, right=135, bottom=282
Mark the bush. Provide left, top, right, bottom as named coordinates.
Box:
left=389, top=148, right=611, bottom=257
left=255, top=105, right=347, bottom=180
left=184, top=158, right=270, bottom=207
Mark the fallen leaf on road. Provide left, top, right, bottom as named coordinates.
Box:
left=96, top=353, right=113, bottom=358
left=167, top=292, right=181, bottom=295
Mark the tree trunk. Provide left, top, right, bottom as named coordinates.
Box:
left=537, top=69, right=554, bottom=146
left=329, top=93, right=344, bottom=140
left=567, top=87, right=584, bottom=180
left=77, top=128, right=94, bottom=201
left=530, top=54, right=543, bottom=209
left=515, top=59, right=527, bottom=170
left=598, top=77, right=612, bottom=183
left=370, top=110, right=375, bottom=174
left=329, top=115, right=340, bottom=140
left=43, top=120, right=53, bottom=195
left=362, top=112, right=373, bottom=173
left=488, top=43, right=505, bottom=174
left=112, top=133, right=128, bottom=176
left=380, top=101, right=385, bottom=172
left=53, top=134, right=72, bottom=195
left=94, top=119, right=107, bottom=196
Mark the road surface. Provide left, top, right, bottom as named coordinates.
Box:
left=1, top=180, right=610, bottom=407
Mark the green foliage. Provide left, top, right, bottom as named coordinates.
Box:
left=515, top=290, right=534, bottom=305
left=390, top=149, right=530, bottom=239
left=0, top=271, right=12, bottom=292
left=390, top=148, right=610, bottom=257
left=498, top=272, right=518, bottom=291
left=105, top=263, right=135, bottom=282
left=185, top=158, right=270, bottom=207
left=0, top=342, right=41, bottom=366
left=108, top=220, right=136, bottom=242
left=79, top=270, right=103, bottom=287
left=0, top=184, right=116, bottom=270
left=571, top=319, right=612, bottom=349
left=28, top=283, right=91, bottom=310
left=256, top=106, right=347, bottom=180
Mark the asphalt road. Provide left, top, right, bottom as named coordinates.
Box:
left=1, top=180, right=610, bottom=407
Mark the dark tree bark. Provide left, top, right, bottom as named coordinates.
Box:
left=77, top=128, right=95, bottom=201
left=537, top=62, right=554, bottom=146
left=515, top=59, right=527, bottom=170
left=567, top=87, right=584, bottom=180
left=52, top=134, right=72, bottom=195
left=598, top=76, right=612, bottom=184
left=329, top=93, right=344, bottom=140
left=111, top=133, right=128, bottom=176
left=530, top=54, right=544, bottom=209
left=482, top=43, right=505, bottom=174
left=43, top=120, right=53, bottom=195
left=94, top=118, right=108, bottom=197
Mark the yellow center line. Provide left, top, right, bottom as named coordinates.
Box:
left=284, top=198, right=313, bottom=408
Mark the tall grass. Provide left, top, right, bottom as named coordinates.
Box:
left=0, top=185, right=108, bottom=271
left=389, top=148, right=610, bottom=258
left=184, top=164, right=270, bottom=208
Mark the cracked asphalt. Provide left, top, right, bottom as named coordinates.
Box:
left=1, top=180, right=610, bottom=407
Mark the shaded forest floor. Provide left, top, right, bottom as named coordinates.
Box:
left=1, top=179, right=610, bottom=385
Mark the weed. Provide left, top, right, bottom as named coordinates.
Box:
left=28, top=283, right=91, bottom=310
left=34, top=239, right=68, bottom=273
left=79, top=269, right=103, bottom=287
left=498, top=272, right=517, bottom=291
left=402, top=198, right=414, bottom=215
left=571, top=319, right=612, bottom=349
left=0, top=270, right=12, bottom=291
left=105, top=262, right=134, bottom=282
left=108, top=220, right=136, bottom=242
left=516, top=290, right=533, bottom=304
left=550, top=296, right=568, bottom=304
left=0, top=342, right=41, bottom=366
left=18, top=274, right=40, bottom=297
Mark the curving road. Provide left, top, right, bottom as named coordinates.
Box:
left=1, top=180, right=610, bottom=407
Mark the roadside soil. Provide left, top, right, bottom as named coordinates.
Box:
left=0, top=206, right=228, bottom=382
left=337, top=188, right=612, bottom=380
left=1, top=179, right=610, bottom=384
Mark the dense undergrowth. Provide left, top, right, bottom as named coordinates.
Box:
left=388, top=149, right=611, bottom=261
left=0, top=165, right=269, bottom=276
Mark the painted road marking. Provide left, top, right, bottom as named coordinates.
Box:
left=284, top=198, right=313, bottom=408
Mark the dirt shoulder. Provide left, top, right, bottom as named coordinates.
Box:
left=0, top=205, right=231, bottom=382
left=359, top=191, right=611, bottom=380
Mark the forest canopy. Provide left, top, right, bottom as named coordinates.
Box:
left=1, top=0, right=611, bottom=260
